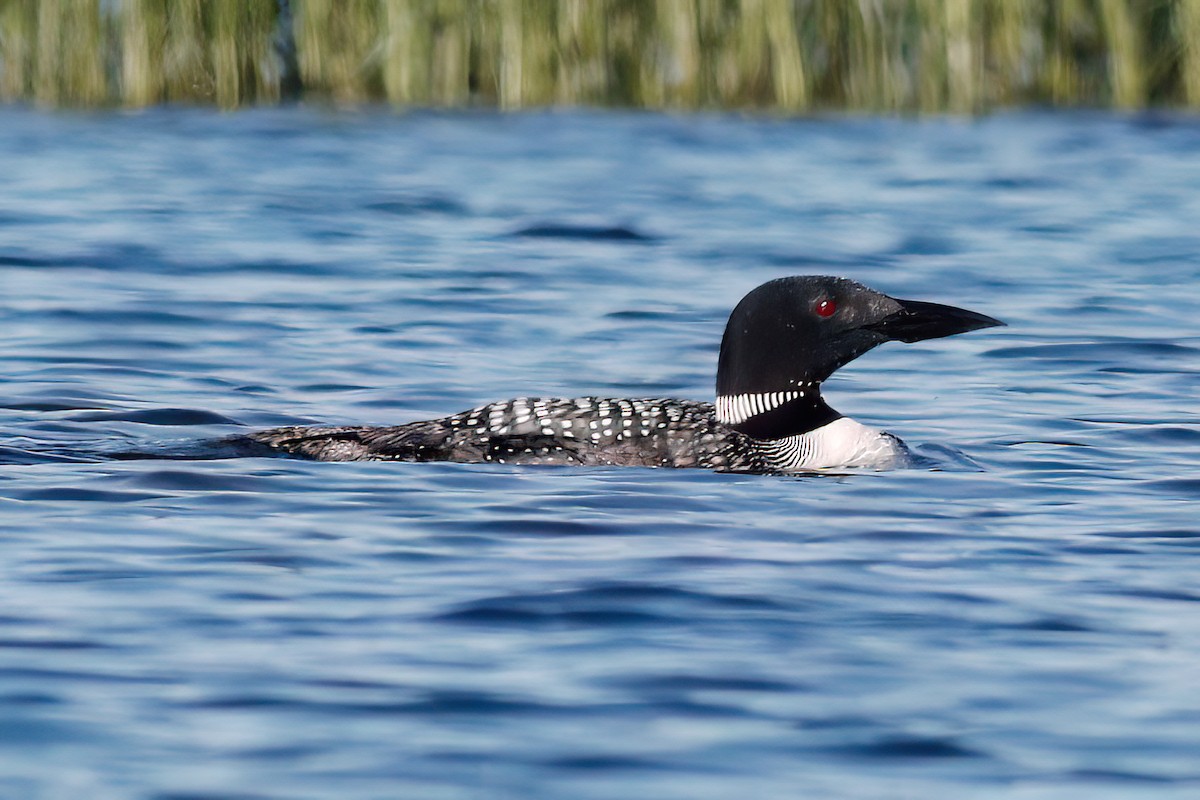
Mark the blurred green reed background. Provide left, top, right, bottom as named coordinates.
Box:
left=2, top=0, right=1199, bottom=112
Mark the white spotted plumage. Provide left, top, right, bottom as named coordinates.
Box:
left=254, top=395, right=908, bottom=472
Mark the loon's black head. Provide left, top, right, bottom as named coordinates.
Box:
left=715, top=276, right=1003, bottom=438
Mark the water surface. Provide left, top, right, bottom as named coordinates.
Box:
left=1, top=108, right=1199, bottom=799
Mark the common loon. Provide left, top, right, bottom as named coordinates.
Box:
left=247, top=276, right=1002, bottom=473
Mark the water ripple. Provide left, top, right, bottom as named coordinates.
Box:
left=510, top=223, right=659, bottom=241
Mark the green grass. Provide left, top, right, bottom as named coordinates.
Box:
left=2, top=0, right=1199, bottom=111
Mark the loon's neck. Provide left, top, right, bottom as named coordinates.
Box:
left=715, top=389, right=841, bottom=440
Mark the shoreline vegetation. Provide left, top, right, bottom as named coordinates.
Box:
left=2, top=0, right=1200, bottom=112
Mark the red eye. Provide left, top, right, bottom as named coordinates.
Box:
left=815, top=298, right=837, bottom=318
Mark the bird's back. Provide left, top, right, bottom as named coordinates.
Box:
left=249, top=397, right=754, bottom=470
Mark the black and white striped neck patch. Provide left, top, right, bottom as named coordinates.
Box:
left=715, top=390, right=808, bottom=425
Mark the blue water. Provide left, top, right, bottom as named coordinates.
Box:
left=2, top=107, right=1199, bottom=799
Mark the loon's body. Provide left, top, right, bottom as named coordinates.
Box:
left=248, top=276, right=1002, bottom=473
left=250, top=398, right=907, bottom=472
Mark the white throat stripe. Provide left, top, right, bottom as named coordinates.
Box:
left=715, top=390, right=804, bottom=424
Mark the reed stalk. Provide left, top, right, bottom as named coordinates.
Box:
left=1180, top=0, right=1200, bottom=106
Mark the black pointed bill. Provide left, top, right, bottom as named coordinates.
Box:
left=868, top=298, right=1005, bottom=343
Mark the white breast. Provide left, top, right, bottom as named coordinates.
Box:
left=758, top=417, right=909, bottom=471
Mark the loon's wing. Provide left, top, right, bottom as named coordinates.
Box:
left=245, top=397, right=730, bottom=467
left=245, top=425, right=389, bottom=461
left=241, top=422, right=573, bottom=463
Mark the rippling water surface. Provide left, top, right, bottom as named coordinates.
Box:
left=2, top=108, right=1199, bottom=799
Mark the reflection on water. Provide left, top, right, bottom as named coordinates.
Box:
left=1, top=107, right=1200, bottom=798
